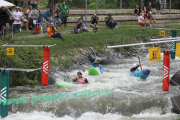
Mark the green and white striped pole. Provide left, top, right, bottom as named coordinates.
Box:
left=0, top=69, right=10, bottom=118
left=171, top=30, right=177, bottom=59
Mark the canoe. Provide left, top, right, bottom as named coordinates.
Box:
left=57, top=82, right=76, bottom=87
left=88, top=67, right=101, bottom=75
left=130, top=69, right=150, bottom=79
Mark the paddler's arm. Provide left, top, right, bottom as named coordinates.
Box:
left=99, top=65, right=103, bottom=74
left=130, top=65, right=140, bottom=72
left=92, top=61, right=96, bottom=67
left=72, top=78, right=77, bottom=82
left=85, top=78, right=89, bottom=84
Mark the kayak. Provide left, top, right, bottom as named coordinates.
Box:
left=130, top=69, right=150, bottom=79
left=88, top=67, right=101, bottom=75
left=57, top=82, right=76, bottom=87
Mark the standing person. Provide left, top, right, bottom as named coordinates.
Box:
left=47, top=23, right=65, bottom=40
left=54, top=3, right=62, bottom=30
left=161, top=0, right=166, bottom=15
left=156, top=0, right=161, bottom=15
left=90, top=14, right=99, bottom=30
left=138, top=13, right=152, bottom=27
left=60, top=1, right=69, bottom=29
left=139, top=3, right=146, bottom=13
left=146, top=2, right=157, bottom=23
left=78, top=14, right=92, bottom=32
left=105, top=14, right=117, bottom=29
left=92, top=59, right=103, bottom=74
left=23, top=7, right=29, bottom=30
left=72, top=72, right=89, bottom=84
left=44, top=7, right=53, bottom=26
left=26, top=6, right=33, bottom=30
left=31, top=1, right=37, bottom=9
left=74, top=20, right=83, bottom=34
left=12, top=6, right=22, bottom=37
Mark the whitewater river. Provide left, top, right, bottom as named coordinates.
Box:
left=3, top=54, right=180, bottom=120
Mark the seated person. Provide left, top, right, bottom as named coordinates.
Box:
left=146, top=2, right=157, bottom=23
left=47, top=23, right=65, bottom=40
left=132, top=4, right=140, bottom=16
left=78, top=14, right=92, bottom=32
left=23, top=7, right=29, bottom=31
left=138, top=13, right=152, bottom=27
left=130, top=64, right=141, bottom=72
left=92, top=59, right=103, bottom=74
left=90, top=14, right=99, bottom=30
left=74, top=20, right=83, bottom=34
left=72, top=72, right=89, bottom=84
left=105, top=14, right=117, bottom=29
left=38, top=13, right=47, bottom=33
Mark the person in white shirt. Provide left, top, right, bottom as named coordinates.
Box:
left=138, top=13, right=151, bottom=27
left=12, top=6, right=22, bottom=37
left=26, top=6, right=33, bottom=30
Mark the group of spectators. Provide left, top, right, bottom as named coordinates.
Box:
left=138, top=2, right=158, bottom=27
left=74, top=13, right=117, bottom=34
left=132, top=0, right=166, bottom=16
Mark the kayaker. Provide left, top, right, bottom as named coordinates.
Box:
left=72, top=72, right=89, bottom=84
left=92, top=59, right=103, bottom=74
left=130, top=64, right=141, bottom=72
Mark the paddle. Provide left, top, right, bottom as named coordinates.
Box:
left=138, top=55, right=142, bottom=71
left=90, top=47, right=97, bottom=60
left=59, top=72, right=71, bottom=83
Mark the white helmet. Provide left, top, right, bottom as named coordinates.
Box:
left=132, top=64, right=136, bottom=67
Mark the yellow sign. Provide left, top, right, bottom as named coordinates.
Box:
left=159, top=31, right=165, bottom=36
left=176, top=43, right=180, bottom=57
left=7, top=48, right=14, bottom=55
left=149, top=47, right=161, bottom=61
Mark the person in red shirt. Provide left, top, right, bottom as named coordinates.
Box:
left=72, top=72, right=89, bottom=84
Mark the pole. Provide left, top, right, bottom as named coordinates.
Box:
left=85, top=0, right=87, bottom=26
left=52, top=0, right=54, bottom=25
left=0, top=69, right=10, bottom=118
left=171, top=29, right=177, bottom=59
left=169, top=0, right=171, bottom=24
left=41, top=45, right=51, bottom=86
left=104, top=0, right=105, bottom=9
left=163, top=50, right=170, bottom=91
left=141, top=0, right=143, bottom=13
left=96, top=0, right=97, bottom=14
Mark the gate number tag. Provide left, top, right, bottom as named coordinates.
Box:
left=7, top=48, right=14, bottom=55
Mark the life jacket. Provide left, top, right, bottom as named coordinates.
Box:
left=77, top=77, right=86, bottom=84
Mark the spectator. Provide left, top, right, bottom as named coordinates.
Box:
left=146, top=2, right=157, bottom=23
left=74, top=20, right=83, bottom=34
left=31, top=1, right=37, bottom=9
left=12, top=6, right=22, bottom=37
left=156, top=0, right=161, bottom=15
left=26, top=6, right=33, bottom=30
left=54, top=3, right=62, bottom=30
left=90, top=14, right=99, bottom=30
left=23, top=7, right=29, bottom=30
left=138, top=13, right=152, bottom=27
left=44, top=7, right=53, bottom=26
left=19, top=7, right=23, bottom=21
left=105, top=14, right=117, bottom=29
left=78, top=14, right=92, bottom=32
left=139, top=3, right=146, bottom=13
left=47, top=23, right=65, bottom=40
left=8, top=8, right=13, bottom=29
left=31, top=5, right=40, bottom=20
left=161, top=0, right=166, bottom=15
left=132, top=4, right=139, bottom=16
left=60, top=1, right=69, bottom=29
left=38, top=13, right=47, bottom=33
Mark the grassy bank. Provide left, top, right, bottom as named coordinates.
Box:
left=1, top=25, right=180, bottom=86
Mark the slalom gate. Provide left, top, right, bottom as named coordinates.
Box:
left=0, top=44, right=56, bottom=118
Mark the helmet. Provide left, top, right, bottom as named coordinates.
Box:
left=132, top=64, right=136, bottom=67
left=77, top=72, right=82, bottom=75
left=95, top=61, right=99, bottom=65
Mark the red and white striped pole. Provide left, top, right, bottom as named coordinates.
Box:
left=163, top=50, right=170, bottom=91
left=41, top=45, right=51, bottom=86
